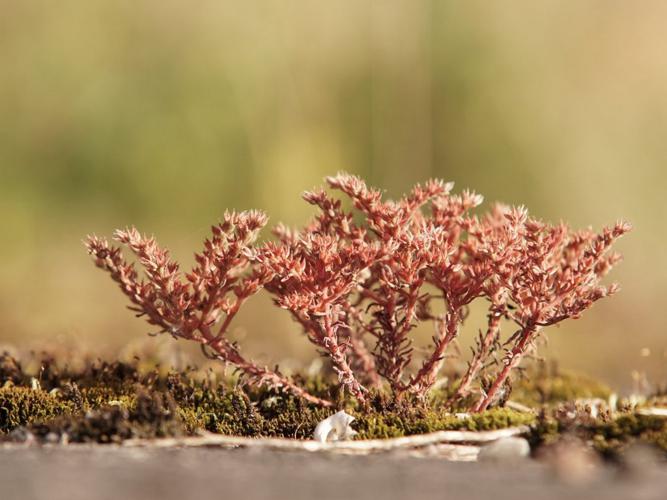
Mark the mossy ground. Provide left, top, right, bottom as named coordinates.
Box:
left=1, top=352, right=665, bottom=460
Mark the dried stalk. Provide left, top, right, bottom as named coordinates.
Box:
left=123, top=426, right=530, bottom=453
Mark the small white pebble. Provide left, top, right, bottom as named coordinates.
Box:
left=313, top=410, right=357, bottom=443
left=44, top=432, right=60, bottom=444
left=478, top=437, right=530, bottom=462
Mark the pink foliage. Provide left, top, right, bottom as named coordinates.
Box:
left=86, top=174, right=630, bottom=411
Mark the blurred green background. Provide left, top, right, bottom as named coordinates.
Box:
left=1, top=1, right=665, bottom=390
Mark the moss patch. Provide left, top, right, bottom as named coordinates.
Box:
left=28, top=390, right=182, bottom=443
left=0, top=353, right=535, bottom=443
left=512, top=363, right=612, bottom=407
left=0, top=385, right=75, bottom=433
left=528, top=407, right=667, bottom=461
left=353, top=392, right=535, bottom=438
left=590, top=414, right=667, bottom=456
left=1, top=352, right=666, bottom=461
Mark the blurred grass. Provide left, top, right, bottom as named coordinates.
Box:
left=1, top=0, right=665, bottom=389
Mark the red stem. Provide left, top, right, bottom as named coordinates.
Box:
left=473, top=324, right=538, bottom=412
left=406, top=307, right=460, bottom=395
left=322, top=312, right=367, bottom=402
left=349, top=335, right=383, bottom=388
left=449, top=312, right=502, bottom=405
left=215, top=296, right=246, bottom=339
left=200, top=325, right=333, bottom=407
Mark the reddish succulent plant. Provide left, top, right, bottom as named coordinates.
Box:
left=86, top=173, right=630, bottom=411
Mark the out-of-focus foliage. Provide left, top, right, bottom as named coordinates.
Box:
left=1, top=1, right=665, bottom=388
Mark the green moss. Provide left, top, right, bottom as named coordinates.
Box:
left=0, top=386, right=75, bottom=432
left=175, top=383, right=333, bottom=439
left=252, top=390, right=331, bottom=438
left=512, top=365, right=611, bottom=407
left=0, top=354, right=25, bottom=386
left=0, top=360, right=538, bottom=442
left=29, top=390, right=183, bottom=443
left=166, top=373, right=338, bottom=438
left=354, top=406, right=535, bottom=439
left=528, top=408, right=667, bottom=460
left=2, top=352, right=664, bottom=458
left=79, top=386, right=137, bottom=411
left=178, top=388, right=262, bottom=436
left=528, top=410, right=564, bottom=448
left=588, top=414, right=667, bottom=456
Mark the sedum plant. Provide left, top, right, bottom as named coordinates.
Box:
left=86, top=173, right=630, bottom=411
